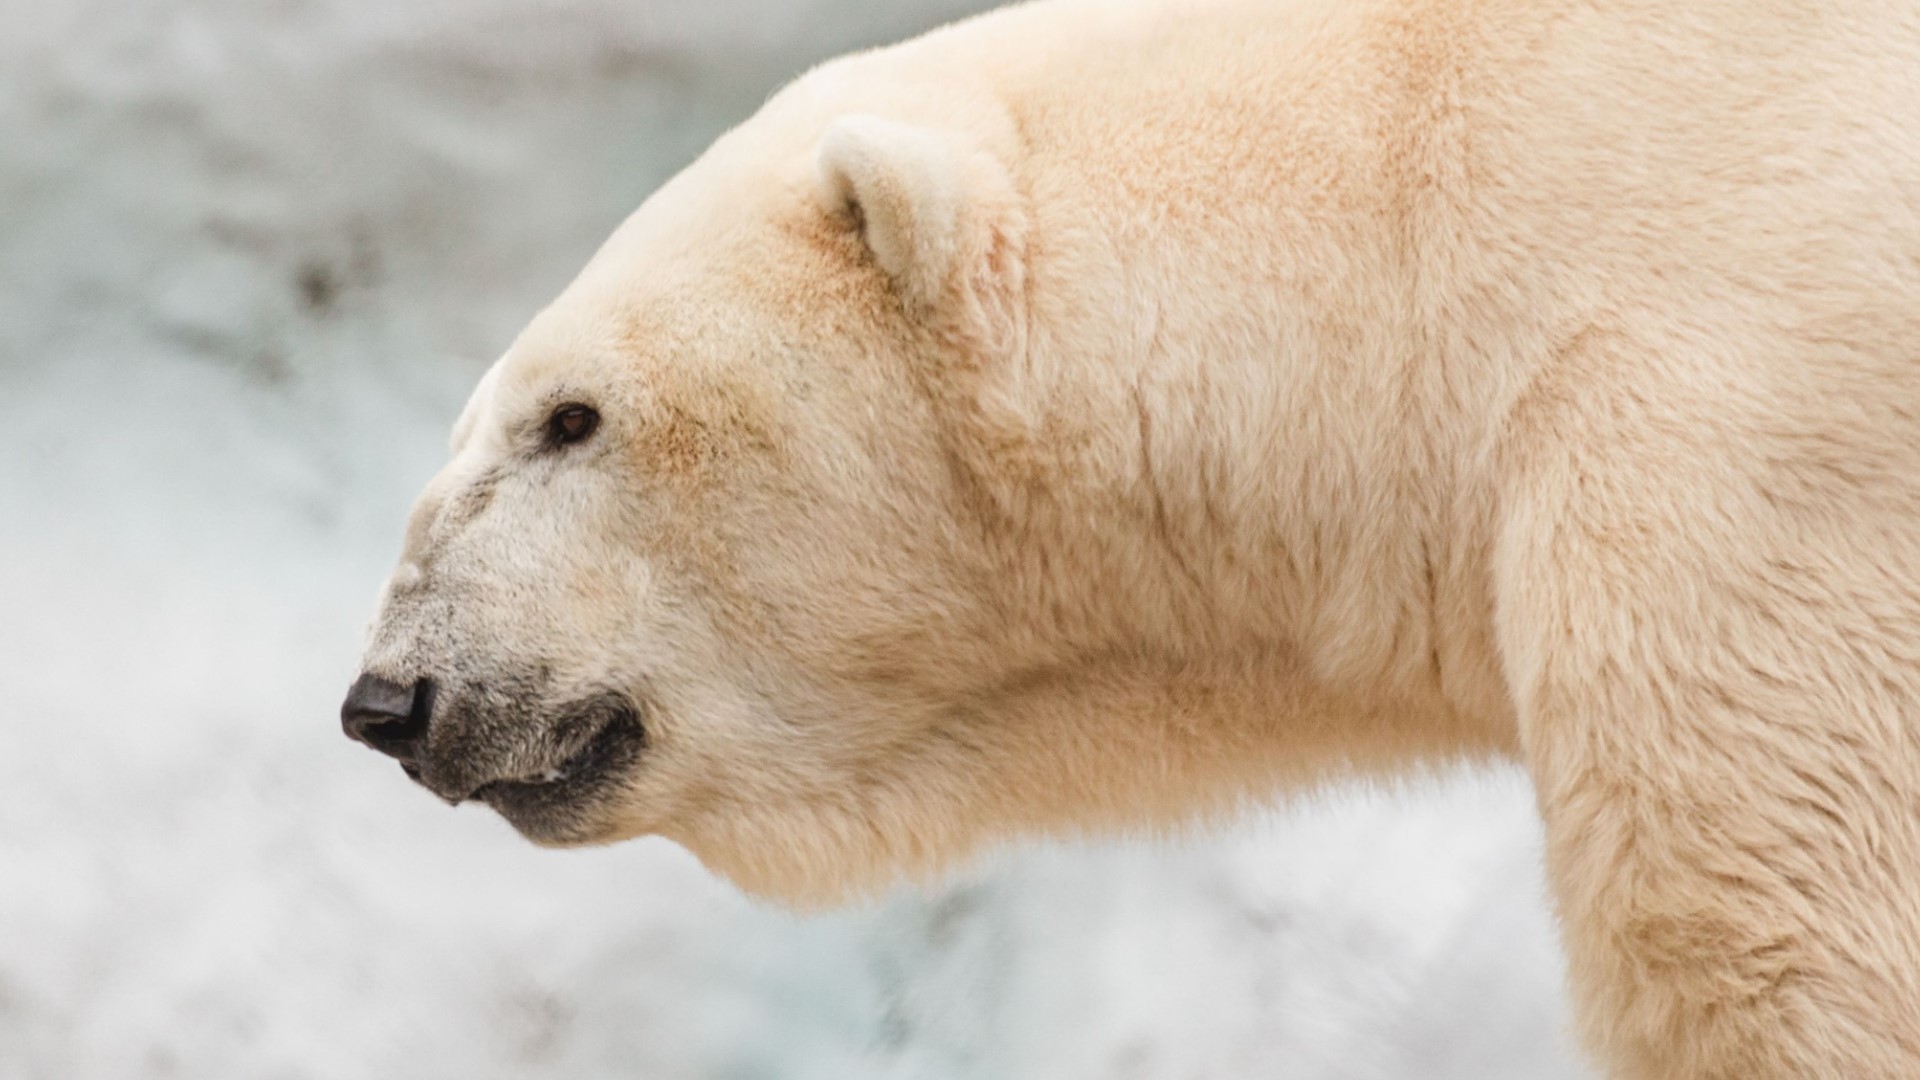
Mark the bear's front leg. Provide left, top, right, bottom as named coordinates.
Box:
left=1493, top=363, right=1920, bottom=1078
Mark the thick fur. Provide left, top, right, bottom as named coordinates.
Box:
left=355, top=0, right=1920, bottom=1075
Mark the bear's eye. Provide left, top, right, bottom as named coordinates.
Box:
left=547, top=403, right=600, bottom=447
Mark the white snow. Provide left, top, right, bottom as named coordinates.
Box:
left=0, top=2, right=1591, bottom=1076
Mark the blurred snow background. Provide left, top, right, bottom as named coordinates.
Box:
left=0, top=1, right=1591, bottom=1077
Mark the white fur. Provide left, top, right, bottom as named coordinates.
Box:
left=362, top=0, right=1920, bottom=1075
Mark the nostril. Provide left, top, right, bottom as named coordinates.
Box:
left=341, top=673, right=435, bottom=762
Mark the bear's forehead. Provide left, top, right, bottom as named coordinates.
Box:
left=482, top=264, right=814, bottom=459
left=498, top=273, right=785, bottom=396
left=492, top=226, right=873, bottom=415
left=492, top=317, right=623, bottom=400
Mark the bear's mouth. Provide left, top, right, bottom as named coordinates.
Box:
left=467, top=699, right=647, bottom=838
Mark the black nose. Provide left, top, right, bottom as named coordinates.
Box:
left=341, top=673, right=434, bottom=763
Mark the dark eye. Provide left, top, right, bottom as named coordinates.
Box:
left=547, top=403, right=599, bottom=447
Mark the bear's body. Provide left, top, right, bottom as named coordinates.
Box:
left=349, top=0, right=1920, bottom=1075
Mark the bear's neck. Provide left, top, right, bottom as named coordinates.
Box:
left=907, top=0, right=1602, bottom=802
left=918, top=291, right=1530, bottom=832
left=939, top=314, right=1525, bottom=776
left=932, top=131, right=1549, bottom=777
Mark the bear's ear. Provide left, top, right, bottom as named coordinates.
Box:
left=814, top=114, right=1023, bottom=321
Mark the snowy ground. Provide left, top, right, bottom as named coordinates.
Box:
left=0, top=2, right=1590, bottom=1077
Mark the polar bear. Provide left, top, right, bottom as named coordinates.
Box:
left=342, top=0, right=1920, bottom=1075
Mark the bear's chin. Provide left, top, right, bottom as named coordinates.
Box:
left=469, top=710, right=650, bottom=845
left=476, top=792, right=624, bottom=847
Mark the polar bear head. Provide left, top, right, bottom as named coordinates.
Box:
left=344, top=40, right=1365, bottom=902
left=344, top=60, right=1079, bottom=902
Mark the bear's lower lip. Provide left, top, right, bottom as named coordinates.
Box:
left=469, top=705, right=646, bottom=835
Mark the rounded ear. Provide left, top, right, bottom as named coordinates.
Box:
left=814, top=114, right=1025, bottom=329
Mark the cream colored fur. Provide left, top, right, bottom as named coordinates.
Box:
left=364, top=0, right=1920, bottom=1074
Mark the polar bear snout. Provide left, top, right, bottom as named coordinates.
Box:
left=340, top=672, right=435, bottom=766
left=340, top=647, right=647, bottom=838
